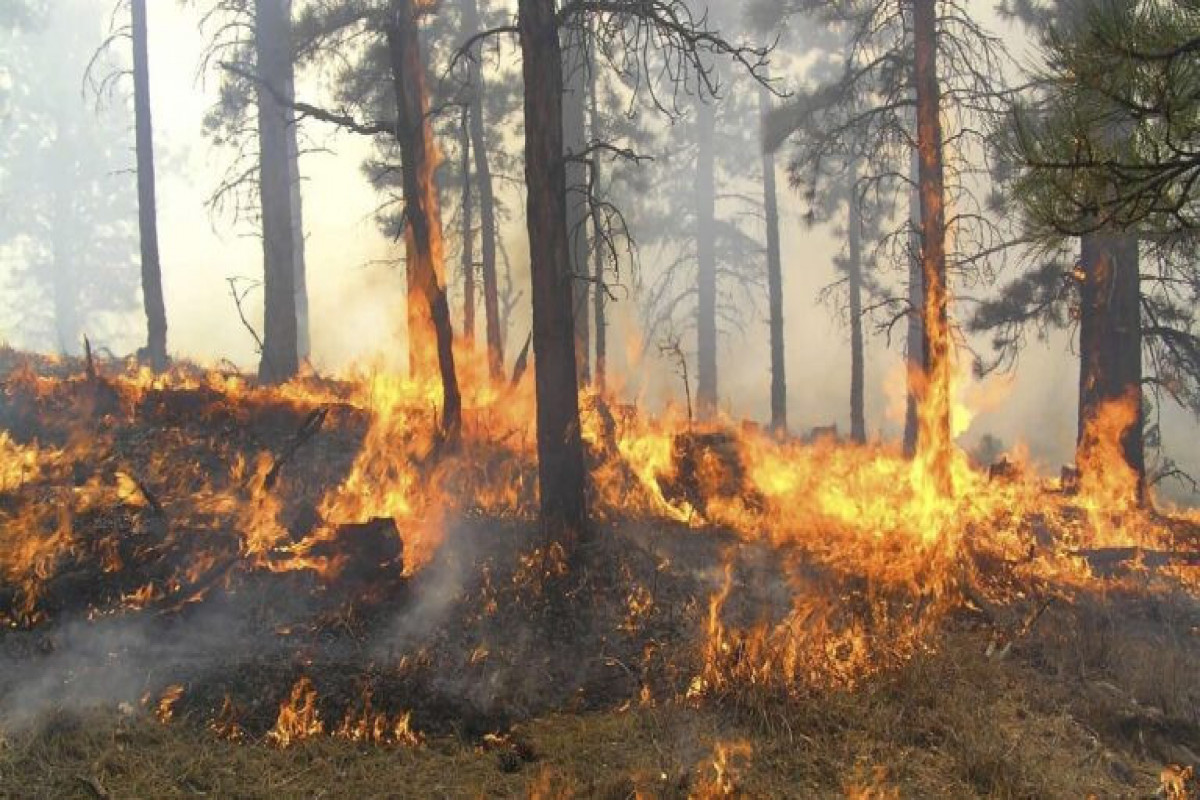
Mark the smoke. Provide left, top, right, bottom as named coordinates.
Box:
left=0, top=0, right=1193, bottom=503
left=0, top=603, right=255, bottom=727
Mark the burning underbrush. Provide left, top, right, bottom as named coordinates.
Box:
left=0, top=346, right=1197, bottom=796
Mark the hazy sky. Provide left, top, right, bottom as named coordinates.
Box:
left=2, top=1, right=1196, bottom=499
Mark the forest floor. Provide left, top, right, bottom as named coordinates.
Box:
left=0, top=349, right=1197, bottom=799
left=3, top=609, right=1198, bottom=799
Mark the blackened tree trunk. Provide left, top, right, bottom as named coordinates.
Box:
left=561, top=8, right=590, bottom=384
left=1077, top=232, right=1145, bottom=501
left=460, top=109, right=476, bottom=345
left=696, top=98, right=718, bottom=419
left=847, top=159, right=866, bottom=444
left=460, top=0, right=503, bottom=379
left=760, top=85, right=786, bottom=434
left=517, top=0, right=589, bottom=542
left=589, top=31, right=606, bottom=393
left=903, top=147, right=923, bottom=457
left=255, top=0, right=300, bottom=383
left=386, top=0, right=461, bottom=436
left=913, top=0, right=952, bottom=493
left=131, top=0, right=167, bottom=370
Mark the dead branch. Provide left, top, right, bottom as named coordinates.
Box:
left=221, top=61, right=398, bottom=137
left=264, top=406, right=330, bottom=491
left=658, top=336, right=692, bottom=425
left=225, top=276, right=269, bottom=372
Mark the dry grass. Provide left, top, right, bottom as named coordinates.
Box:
left=0, top=630, right=1182, bottom=799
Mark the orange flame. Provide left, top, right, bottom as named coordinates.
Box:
left=267, top=677, right=323, bottom=748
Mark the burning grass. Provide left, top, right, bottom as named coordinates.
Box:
left=1, top=632, right=1192, bottom=798
left=0, top=347, right=1197, bottom=797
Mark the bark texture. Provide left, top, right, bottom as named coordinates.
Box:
left=284, top=64, right=309, bottom=363
left=386, top=0, right=462, bottom=435
left=561, top=9, right=590, bottom=384
left=255, top=0, right=300, bottom=383
left=131, top=0, right=167, bottom=370
left=913, top=0, right=952, bottom=492
left=518, top=0, right=589, bottom=542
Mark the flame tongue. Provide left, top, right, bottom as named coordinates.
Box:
left=267, top=677, right=323, bottom=748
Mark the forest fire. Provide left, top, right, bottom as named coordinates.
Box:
left=0, top=346, right=1181, bottom=634
left=3, top=0, right=1200, bottom=794
left=0, top=351, right=1194, bottom=709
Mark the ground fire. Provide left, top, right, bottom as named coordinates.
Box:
left=3, top=0, right=1200, bottom=797
left=0, top=342, right=1197, bottom=796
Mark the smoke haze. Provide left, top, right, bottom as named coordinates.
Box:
left=0, top=1, right=1194, bottom=504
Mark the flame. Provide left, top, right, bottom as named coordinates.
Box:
left=335, top=691, right=422, bottom=747
left=267, top=677, right=324, bottom=748
left=843, top=766, right=900, bottom=799
left=155, top=684, right=184, bottom=723
left=691, top=739, right=753, bottom=799
left=1076, top=391, right=1141, bottom=513
left=210, top=695, right=246, bottom=742
left=0, top=350, right=1194, bottom=698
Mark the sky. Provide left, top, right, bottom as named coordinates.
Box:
left=1, top=0, right=1196, bottom=502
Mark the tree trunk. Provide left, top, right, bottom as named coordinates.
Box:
left=255, top=0, right=300, bottom=384
left=760, top=85, right=786, bottom=434
left=460, top=108, right=476, bottom=346
left=847, top=159, right=866, bottom=445
left=386, top=0, right=461, bottom=437
left=1077, top=232, right=1145, bottom=502
left=903, top=147, right=923, bottom=457
left=912, top=0, right=952, bottom=493
left=589, top=28, right=606, bottom=393
left=518, top=0, right=589, bottom=542
left=561, top=6, right=590, bottom=384
left=695, top=98, right=718, bottom=419
left=460, top=0, right=503, bottom=379
left=283, top=64, right=310, bottom=363
left=131, top=0, right=167, bottom=370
